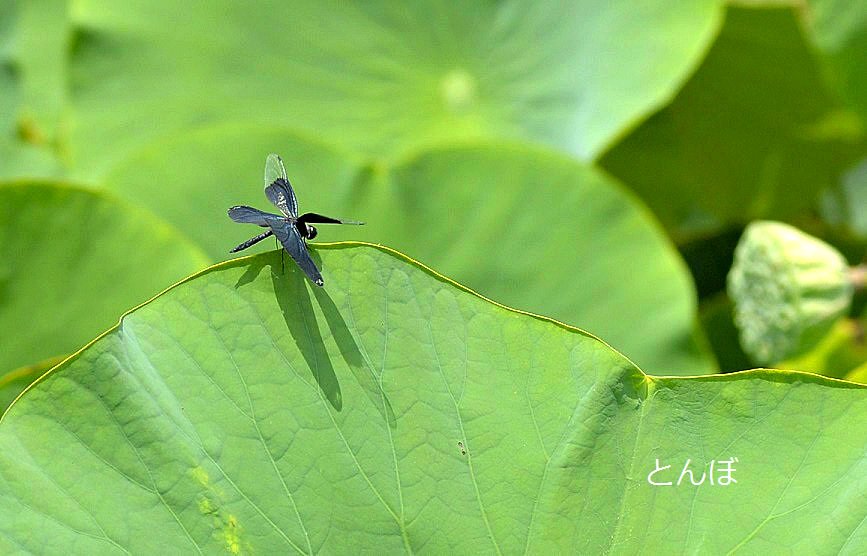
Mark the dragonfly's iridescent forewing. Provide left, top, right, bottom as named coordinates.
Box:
left=227, top=206, right=280, bottom=252
left=269, top=218, right=324, bottom=286
left=227, top=205, right=275, bottom=225
left=263, top=153, right=298, bottom=218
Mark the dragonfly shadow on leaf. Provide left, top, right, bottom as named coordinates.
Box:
left=233, top=251, right=396, bottom=426
left=312, top=286, right=397, bottom=429
left=233, top=250, right=342, bottom=411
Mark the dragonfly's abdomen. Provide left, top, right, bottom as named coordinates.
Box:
left=230, top=230, right=274, bottom=252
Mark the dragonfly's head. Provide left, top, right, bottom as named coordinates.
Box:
left=305, top=225, right=318, bottom=240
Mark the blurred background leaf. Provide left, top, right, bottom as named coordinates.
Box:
left=0, top=0, right=67, bottom=178
left=0, top=355, right=64, bottom=410
left=3, top=0, right=723, bottom=180
left=780, top=316, right=867, bottom=378
left=807, top=0, right=867, bottom=122
left=600, top=4, right=864, bottom=241
left=0, top=182, right=209, bottom=390
left=821, top=157, right=867, bottom=239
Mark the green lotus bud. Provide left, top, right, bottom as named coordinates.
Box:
left=727, top=221, right=854, bottom=364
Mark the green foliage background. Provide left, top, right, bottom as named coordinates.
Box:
left=2, top=0, right=867, bottom=553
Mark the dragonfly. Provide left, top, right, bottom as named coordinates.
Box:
left=228, top=153, right=363, bottom=286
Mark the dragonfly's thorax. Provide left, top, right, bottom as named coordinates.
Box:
left=296, top=221, right=317, bottom=240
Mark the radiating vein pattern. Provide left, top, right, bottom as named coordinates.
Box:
left=1, top=246, right=867, bottom=554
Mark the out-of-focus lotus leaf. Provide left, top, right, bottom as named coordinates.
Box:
left=0, top=182, right=209, bottom=383
left=845, top=359, right=867, bottom=383
left=821, top=157, right=867, bottom=239
left=0, top=1, right=68, bottom=180
left=807, top=0, right=867, bottom=121
left=1, top=246, right=866, bottom=553
left=105, top=127, right=716, bottom=375
left=4, top=0, right=723, bottom=179
left=781, top=318, right=867, bottom=379
left=0, top=355, right=64, bottom=411
left=601, top=5, right=861, bottom=240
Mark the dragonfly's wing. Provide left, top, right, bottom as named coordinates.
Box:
left=270, top=219, right=324, bottom=286
left=298, top=212, right=365, bottom=225
left=264, top=153, right=287, bottom=185
left=264, top=154, right=298, bottom=217
left=265, top=179, right=298, bottom=218
left=227, top=205, right=278, bottom=225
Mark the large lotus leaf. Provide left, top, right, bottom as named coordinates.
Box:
left=807, top=0, right=867, bottom=121
left=2, top=246, right=866, bottom=553
left=600, top=5, right=861, bottom=240
left=4, top=0, right=722, bottom=179
left=0, top=182, right=209, bottom=382
left=105, top=128, right=715, bottom=375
